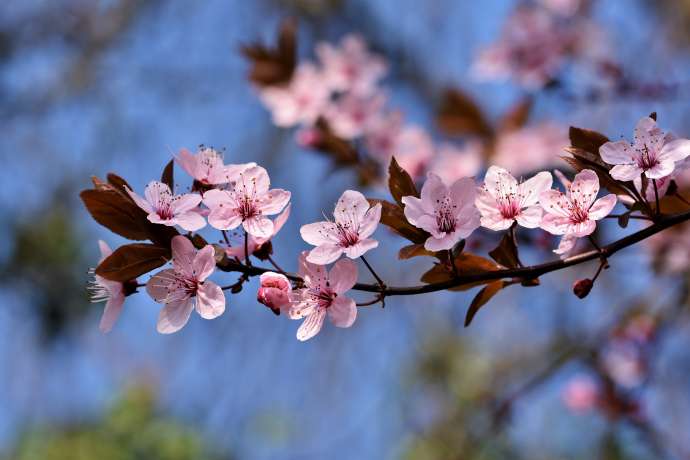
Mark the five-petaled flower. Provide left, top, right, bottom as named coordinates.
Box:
left=176, top=146, right=256, bottom=186
left=288, top=252, right=358, bottom=341
left=600, top=116, right=690, bottom=181
left=316, top=34, right=387, bottom=95
left=402, top=173, right=481, bottom=251
left=147, top=236, right=225, bottom=334
left=477, top=166, right=553, bottom=231
left=257, top=272, right=292, bottom=315
left=202, top=166, right=291, bottom=238
left=300, top=190, right=381, bottom=265
left=126, top=181, right=206, bottom=231
left=89, top=240, right=126, bottom=333
left=539, top=169, right=617, bottom=254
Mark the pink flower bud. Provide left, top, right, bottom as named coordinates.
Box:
left=573, top=278, right=593, bottom=299
left=562, top=376, right=599, bottom=413
left=257, top=272, right=292, bottom=314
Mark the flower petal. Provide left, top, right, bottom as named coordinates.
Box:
left=333, top=190, right=370, bottom=222
left=483, top=166, right=516, bottom=197
left=600, top=140, right=635, bottom=165
left=157, top=298, right=194, bottom=334
left=357, top=203, right=381, bottom=239
left=540, top=214, right=570, bottom=235
left=329, top=258, right=358, bottom=294
left=480, top=211, right=513, bottom=231
left=658, top=139, right=690, bottom=163
left=306, top=244, right=343, bottom=265
left=343, top=238, right=378, bottom=259
left=296, top=309, right=327, bottom=341
left=539, top=190, right=570, bottom=217
left=125, top=187, right=154, bottom=214
left=424, top=233, right=459, bottom=251
left=99, top=294, right=124, bottom=333
left=193, top=245, right=216, bottom=281
left=195, top=281, right=225, bottom=319
left=588, top=194, right=617, bottom=220
left=172, top=235, right=196, bottom=277
left=515, top=205, right=543, bottom=228
left=146, top=269, right=178, bottom=302
left=175, top=148, right=198, bottom=179
left=519, top=171, right=553, bottom=207
left=421, top=172, right=448, bottom=209
left=570, top=169, right=599, bottom=207
left=401, top=196, right=428, bottom=227
left=237, top=165, right=270, bottom=195
left=98, top=240, right=113, bottom=262
left=144, top=181, right=172, bottom=208
left=174, top=211, right=206, bottom=232
left=645, top=160, right=675, bottom=180
left=258, top=189, right=291, bottom=215
left=449, top=177, right=477, bottom=209
left=610, top=164, right=643, bottom=181
left=554, top=234, right=578, bottom=257
left=328, top=296, right=357, bottom=328
left=207, top=207, right=242, bottom=230
left=243, top=216, right=274, bottom=239
left=300, top=221, right=339, bottom=246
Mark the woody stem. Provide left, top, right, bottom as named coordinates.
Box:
left=361, top=255, right=385, bottom=288
left=244, top=231, right=252, bottom=267
left=652, top=179, right=661, bottom=216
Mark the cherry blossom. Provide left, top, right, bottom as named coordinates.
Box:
left=316, top=34, right=387, bottom=95
left=600, top=116, right=690, bottom=181
left=126, top=181, right=206, bottom=231
left=89, top=240, right=126, bottom=333
left=540, top=169, right=617, bottom=252
left=258, top=63, right=331, bottom=127
left=402, top=173, right=481, bottom=251
left=146, top=236, right=225, bottom=334
left=300, top=190, right=381, bottom=265
left=225, top=205, right=290, bottom=261
left=476, top=166, right=553, bottom=231
left=176, top=146, right=256, bottom=186
left=428, top=142, right=483, bottom=185
left=288, top=252, right=358, bottom=341
left=562, top=375, right=600, bottom=413
left=202, top=166, right=291, bottom=238
left=492, top=122, right=568, bottom=175
left=257, top=272, right=292, bottom=315
left=364, top=110, right=404, bottom=159
left=324, top=92, right=386, bottom=140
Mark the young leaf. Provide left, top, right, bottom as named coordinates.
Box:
left=398, top=243, right=435, bottom=260
left=368, top=198, right=429, bottom=244
left=161, top=159, right=174, bottom=190
left=488, top=232, right=521, bottom=269
left=436, top=88, right=493, bottom=138
left=240, top=18, right=296, bottom=86
left=80, top=189, right=150, bottom=240
left=388, top=156, right=418, bottom=206
left=499, top=96, right=532, bottom=132
left=420, top=253, right=501, bottom=292
left=464, top=280, right=505, bottom=327
left=95, top=243, right=170, bottom=282
left=569, top=126, right=609, bottom=155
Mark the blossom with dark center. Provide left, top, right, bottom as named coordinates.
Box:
left=476, top=166, right=552, bottom=231
left=175, top=146, right=256, bottom=186
left=300, top=190, right=381, bottom=265
left=600, top=116, right=690, bottom=181
left=202, top=166, right=291, bottom=238
left=402, top=172, right=481, bottom=251
left=126, top=181, right=205, bottom=231
left=146, top=236, right=224, bottom=334
left=288, top=252, right=358, bottom=341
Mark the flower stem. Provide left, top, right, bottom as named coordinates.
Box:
left=267, top=255, right=287, bottom=275
left=360, top=255, right=385, bottom=288
left=244, top=231, right=252, bottom=267
left=653, top=178, right=661, bottom=216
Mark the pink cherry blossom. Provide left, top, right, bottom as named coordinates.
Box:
left=300, top=190, right=381, bottom=265
left=259, top=63, right=331, bottom=128
left=202, top=166, right=291, bottom=239
left=600, top=116, right=690, bottom=181
left=126, top=181, right=206, bottom=231
left=476, top=166, right=553, bottom=231
left=539, top=0, right=582, bottom=16
left=492, top=122, right=569, bottom=176
left=324, top=92, right=386, bottom=140
left=89, top=240, right=126, bottom=333
left=390, top=125, right=435, bottom=180
left=562, top=375, right=599, bottom=413
left=539, top=170, right=617, bottom=253
left=402, top=173, right=481, bottom=251
left=225, top=204, right=291, bottom=261
left=146, top=236, right=225, bottom=334
left=257, top=272, right=292, bottom=314
left=428, top=142, right=483, bottom=185
left=288, top=252, right=358, bottom=341
left=175, top=146, right=256, bottom=186
left=316, top=34, right=387, bottom=95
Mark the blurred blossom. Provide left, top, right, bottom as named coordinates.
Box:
left=601, top=340, right=645, bottom=388
left=259, top=63, right=331, bottom=127
left=539, top=0, right=582, bottom=16
left=316, top=34, right=387, bottom=95
left=429, top=141, right=483, bottom=184
left=325, top=92, right=387, bottom=139
left=562, top=375, right=600, bottom=413
left=492, top=122, right=569, bottom=175
left=364, top=110, right=404, bottom=159
left=175, top=146, right=256, bottom=186
left=390, top=125, right=435, bottom=179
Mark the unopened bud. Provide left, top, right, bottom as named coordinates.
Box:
left=573, top=278, right=593, bottom=299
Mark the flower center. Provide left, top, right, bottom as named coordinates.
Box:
left=568, top=200, right=590, bottom=224
left=235, top=175, right=261, bottom=220
left=635, top=144, right=659, bottom=171
left=435, top=197, right=457, bottom=233
left=309, top=288, right=337, bottom=309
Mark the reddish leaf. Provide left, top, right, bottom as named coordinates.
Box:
left=421, top=253, right=502, bottom=292
left=161, top=159, right=174, bottom=190
left=240, top=18, right=296, bottom=86
left=464, top=281, right=505, bottom=327
left=388, top=156, right=418, bottom=206
left=106, top=173, right=134, bottom=195
left=95, top=243, right=170, bottom=282
left=368, top=198, right=429, bottom=244
left=569, top=126, right=609, bottom=155
left=499, top=97, right=532, bottom=132
left=488, top=232, right=521, bottom=269
left=398, top=243, right=435, bottom=260
left=80, top=189, right=149, bottom=240
left=436, top=88, right=493, bottom=138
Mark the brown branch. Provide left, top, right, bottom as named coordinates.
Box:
left=216, top=209, right=690, bottom=296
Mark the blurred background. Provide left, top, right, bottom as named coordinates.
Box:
left=2, top=0, right=690, bottom=459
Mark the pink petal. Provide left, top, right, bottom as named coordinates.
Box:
left=570, top=220, right=596, bottom=237
left=588, top=194, right=617, bottom=220
left=333, top=190, right=370, bottom=223
left=554, top=234, right=578, bottom=257
left=328, top=296, right=357, bottom=328
left=306, top=244, right=343, bottom=265
left=424, top=233, right=459, bottom=251
left=193, top=245, right=216, bottom=281
left=475, top=188, right=499, bottom=215
left=610, top=163, right=643, bottom=181
left=238, top=166, right=270, bottom=195
left=207, top=207, right=242, bottom=231
left=600, top=140, right=635, bottom=165
left=147, top=213, right=175, bottom=227
left=202, top=189, right=233, bottom=209
left=455, top=209, right=481, bottom=239
left=540, top=190, right=571, bottom=217
left=300, top=221, right=339, bottom=246
left=420, top=172, right=448, bottom=209
left=329, top=258, right=358, bottom=294
left=483, top=166, right=517, bottom=198
left=174, top=211, right=206, bottom=232
left=658, top=139, right=690, bottom=163
left=272, top=204, right=291, bottom=236
left=540, top=214, right=570, bottom=235
left=243, top=216, right=274, bottom=239
left=449, top=177, right=477, bottom=209
left=170, top=193, right=202, bottom=214
left=175, top=148, right=198, bottom=179
left=222, top=162, right=257, bottom=183
left=144, top=181, right=172, bottom=208
left=401, top=196, right=428, bottom=227
left=195, top=281, right=225, bottom=319
left=519, top=171, right=553, bottom=207
left=258, top=189, right=291, bottom=215
left=515, top=205, right=543, bottom=228
left=157, top=298, right=195, bottom=334
left=357, top=203, right=381, bottom=239
left=296, top=309, right=327, bottom=341
left=98, top=240, right=112, bottom=262
left=146, top=269, right=178, bottom=302
left=125, top=187, right=154, bottom=214
left=297, top=251, right=328, bottom=290
left=171, top=235, right=196, bottom=276
left=99, top=294, right=125, bottom=333
left=569, top=170, right=599, bottom=206
left=343, top=238, right=378, bottom=259
left=645, top=160, right=675, bottom=180
left=480, top=211, right=513, bottom=231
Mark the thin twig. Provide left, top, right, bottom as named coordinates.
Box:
left=653, top=178, right=661, bottom=216
left=244, top=230, right=252, bottom=267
